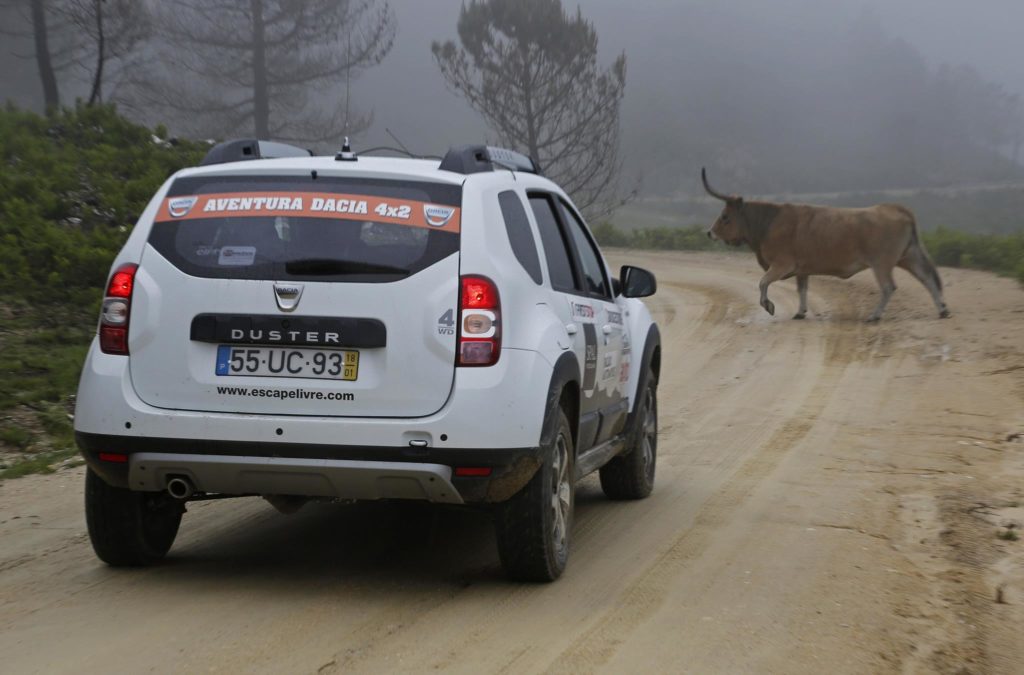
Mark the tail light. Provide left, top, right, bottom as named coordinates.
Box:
left=99, top=263, right=138, bottom=355
left=458, top=275, right=500, bottom=366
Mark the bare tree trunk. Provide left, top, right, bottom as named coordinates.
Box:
left=520, top=47, right=540, bottom=169
left=30, top=0, right=60, bottom=111
left=87, top=0, right=105, bottom=105
left=250, top=0, right=270, bottom=138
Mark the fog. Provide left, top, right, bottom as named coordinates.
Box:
left=4, top=0, right=1023, bottom=199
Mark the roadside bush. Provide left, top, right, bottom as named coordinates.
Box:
left=0, top=106, right=206, bottom=467
left=0, top=104, right=206, bottom=302
left=592, top=222, right=724, bottom=252
left=594, top=222, right=1024, bottom=286
left=922, top=228, right=1024, bottom=284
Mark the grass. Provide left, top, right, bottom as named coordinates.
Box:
left=0, top=426, right=35, bottom=450
left=0, top=447, right=80, bottom=480
left=591, top=222, right=725, bottom=252
left=614, top=187, right=1024, bottom=235
left=0, top=300, right=97, bottom=411
left=593, top=222, right=1024, bottom=286
left=996, top=529, right=1020, bottom=542
left=0, top=300, right=95, bottom=479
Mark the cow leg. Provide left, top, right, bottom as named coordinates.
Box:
left=758, top=264, right=791, bottom=316
left=897, top=250, right=951, bottom=318
left=793, top=275, right=809, bottom=319
left=867, top=266, right=897, bottom=322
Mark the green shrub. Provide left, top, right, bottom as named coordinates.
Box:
left=0, top=103, right=206, bottom=301
left=921, top=228, right=1024, bottom=282
left=592, top=222, right=724, bottom=252
left=0, top=105, right=206, bottom=477
left=0, top=426, right=35, bottom=450
left=594, top=222, right=1023, bottom=286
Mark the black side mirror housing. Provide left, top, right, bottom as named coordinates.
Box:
left=620, top=265, right=657, bottom=298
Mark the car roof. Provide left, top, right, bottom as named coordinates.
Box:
left=170, top=153, right=569, bottom=205
left=174, top=155, right=469, bottom=185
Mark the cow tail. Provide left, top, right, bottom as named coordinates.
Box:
left=907, top=218, right=943, bottom=292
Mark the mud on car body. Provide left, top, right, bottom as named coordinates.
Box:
left=76, top=139, right=661, bottom=581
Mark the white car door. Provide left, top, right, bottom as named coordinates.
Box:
left=527, top=193, right=627, bottom=452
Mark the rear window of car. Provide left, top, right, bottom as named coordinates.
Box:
left=498, top=190, right=543, bottom=285
left=147, top=176, right=461, bottom=282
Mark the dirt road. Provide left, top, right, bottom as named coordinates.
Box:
left=2, top=251, right=1022, bottom=674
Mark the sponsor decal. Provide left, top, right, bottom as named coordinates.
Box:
left=157, top=191, right=461, bottom=233
left=168, top=196, right=198, bottom=218
left=423, top=204, right=456, bottom=227
left=312, top=197, right=369, bottom=214
left=582, top=323, right=598, bottom=393
left=204, top=196, right=305, bottom=213
left=606, top=310, right=623, bottom=325
left=570, top=300, right=595, bottom=320
left=217, top=245, right=256, bottom=266
left=216, top=385, right=354, bottom=401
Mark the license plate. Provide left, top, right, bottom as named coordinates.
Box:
left=215, top=345, right=358, bottom=380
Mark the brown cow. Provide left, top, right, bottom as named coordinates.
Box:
left=701, top=169, right=950, bottom=322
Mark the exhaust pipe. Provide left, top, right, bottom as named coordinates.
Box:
left=166, top=476, right=195, bottom=500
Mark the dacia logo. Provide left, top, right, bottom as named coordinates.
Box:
left=423, top=204, right=455, bottom=227
left=273, top=283, right=304, bottom=312
left=168, top=196, right=198, bottom=218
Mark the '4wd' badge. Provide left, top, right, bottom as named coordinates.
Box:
left=168, top=196, right=198, bottom=217
left=423, top=204, right=455, bottom=227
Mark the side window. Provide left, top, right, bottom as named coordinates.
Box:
left=529, top=195, right=576, bottom=292
left=498, top=191, right=543, bottom=285
left=559, top=201, right=610, bottom=299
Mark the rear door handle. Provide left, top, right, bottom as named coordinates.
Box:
left=602, top=324, right=612, bottom=335
left=566, top=323, right=578, bottom=335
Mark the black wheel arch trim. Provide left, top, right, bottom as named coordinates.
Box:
left=540, top=351, right=582, bottom=452
left=626, top=324, right=661, bottom=438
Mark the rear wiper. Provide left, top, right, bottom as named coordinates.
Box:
left=284, top=258, right=410, bottom=276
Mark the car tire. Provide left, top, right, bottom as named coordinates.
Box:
left=494, top=407, right=575, bottom=582
left=85, top=468, right=183, bottom=566
left=600, top=367, right=657, bottom=500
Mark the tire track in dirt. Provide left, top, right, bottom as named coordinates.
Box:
left=543, top=270, right=862, bottom=673
left=321, top=268, right=773, bottom=675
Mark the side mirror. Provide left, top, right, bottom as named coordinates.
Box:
left=620, top=265, right=656, bottom=298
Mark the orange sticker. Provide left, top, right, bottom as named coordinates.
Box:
left=157, top=192, right=460, bottom=233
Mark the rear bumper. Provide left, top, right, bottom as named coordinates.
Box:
left=74, top=337, right=554, bottom=503
left=78, top=432, right=542, bottom=504
left=130, top=452, right=464, bottom=504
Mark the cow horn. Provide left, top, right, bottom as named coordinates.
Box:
left=701, top=167, right=734, bottom=202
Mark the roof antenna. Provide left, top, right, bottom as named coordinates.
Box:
left=335, top=136, right=356, bottom=161
left=335, top=34, right=357, bottom=162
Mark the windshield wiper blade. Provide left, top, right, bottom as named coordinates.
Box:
left=284, top=258, right=410, bottom=276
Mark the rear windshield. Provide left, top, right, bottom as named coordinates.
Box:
left=147, top=176, right=461, bottom=282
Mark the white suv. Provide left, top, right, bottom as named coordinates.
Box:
left=75, top=140, right=661, bottom=581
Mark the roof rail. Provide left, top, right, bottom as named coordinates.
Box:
left=199, top=139, right=313, bottom=167
left=438, top=145, right=541, bottom=176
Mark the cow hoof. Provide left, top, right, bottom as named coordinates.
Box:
left=940, top=309, right=951, bottom=319
left=763, top=300, right=775, bottom=316
left=792, top=312, right=806, bottom=320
